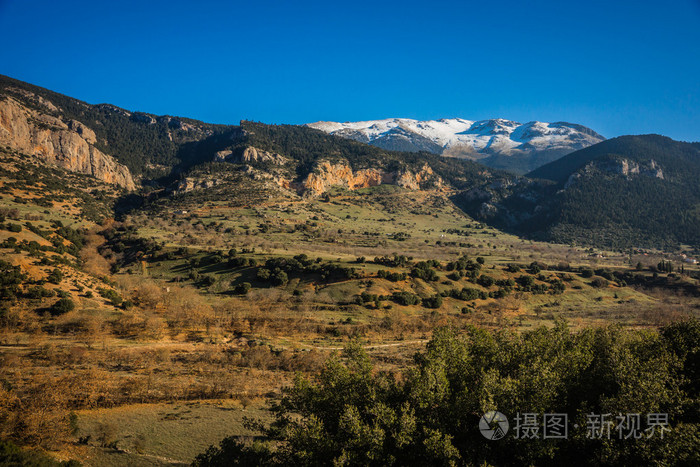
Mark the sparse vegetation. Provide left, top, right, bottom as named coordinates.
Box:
left=0, top=79, right=698, bottom=465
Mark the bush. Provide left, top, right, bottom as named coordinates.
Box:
left=528, top=262, right=542, bottom=274
left=256, top=268, right=271, bottom=281
left=411, top=263, right=439, bottom=281
left=200, top=275, right=216, bottom=287
left=98, top=288, right=122, bottom=306
left=391, top=291, right=421, bottom=306
left=47, top=268, right=64, bottom=284
left=0, top=260, right=26, bottom=302
left=421, top=295, right=443, bottom=308
left=477, top=274, right=495, bottom=287
left=506, top=264, right=521, bottom=273
left=26, top=286, right=55, bottom=299
left=517, top=275, right=535, bottom=288
left=377, top=270, right=406, bottom=282
left=270, top=270, right=287, bottom=286
left=50, top=297, right=75, bottom=316
left=234, top=282, right=252, bottom=294
left=449, top=287, right=482, bottom=301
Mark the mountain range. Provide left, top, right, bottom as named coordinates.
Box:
left=1, top=73, right=699, bottom=251
left=307, top=118, right=605, bottom=174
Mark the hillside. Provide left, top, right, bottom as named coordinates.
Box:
left=308, top=118, right=605, bottom=174
left=460, top=135, right=700, bottom=250
left=0, top=75, right=514, bottom=197
left=0, top=80, right=699, bottom=466
left=3, top=74, right=700, bottom=253
left=0, top=74, right=237, bottom=181
left=528, top=134, right=700, bottom=183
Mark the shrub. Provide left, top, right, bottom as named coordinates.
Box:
left=506, top=264, right=521, bottom=273
left=477, top=275, right=495, bottom=288
left=528, top=262, right=542, bottom=274
left=517, top=275, right=535, bottom=288
left=98, top=288, right=122, bottom=306
left=411, top=263, right=439, bottom=281
left=26, top=286, right=55, bottom=299
left=580, top=267, right=594, bottom=278
left=256, top=268, right=271, bottom=281
left=421, top=295, right=443, bottom=309
left=391, top=291, right=421, bottom=306
left=0, top=260, right=26, bottom=302
left=47, top=268, right=64, bottom=284
left=50, top=297, right=75, bottom=316
left=200, top=275, right=216, bottom=287
left=449, top=287, right=482, bottom=301
left=271, top=270, right=288, bottom=286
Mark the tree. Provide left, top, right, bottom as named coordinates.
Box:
left=50, top=298, right=75, bottom=316
left=194, top=322, right=700, bottom=466
left=47, top=268, right=64, bottom=284
left=421, top=295, right=443, bottom=309
left=0, top=260, right=26, bottom=303
left=477, top=274, right=495, bottom=287
left=200, top=275, right=216, bottom=287
left=517, top=274, right=535, bottom=288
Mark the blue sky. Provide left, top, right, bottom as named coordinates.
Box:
left=1, top=0, right=699, bottom=141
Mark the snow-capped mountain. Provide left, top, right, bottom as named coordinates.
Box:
left=306, top=118, right=605, bottom=174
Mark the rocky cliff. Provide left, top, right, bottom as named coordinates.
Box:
left=215, top=146, right=287, bottom=165
left=301, top=160, right=443, bottom=195
left=0, top=96, right=136, bottom=190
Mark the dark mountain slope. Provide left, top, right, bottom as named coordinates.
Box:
left=460, top=135, right=700, bottom=250
left=528, top=134, right=700, bottom=183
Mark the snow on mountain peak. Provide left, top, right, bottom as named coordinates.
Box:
left=306, top=117, right=605, bottom=173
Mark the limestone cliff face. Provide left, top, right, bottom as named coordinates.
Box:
left=301, top=160, right=443, bottom=195
left=395, top=163, right=442, bottom=190
left=175, top=177, right=220, bottom=193
left=0, top=97, right=135, bottom=190
left=215, top=146, right=287, bottom=165
left=564, top=158, right=664, bottom=189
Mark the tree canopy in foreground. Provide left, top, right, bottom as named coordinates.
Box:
left=194, top=320, right=700, bottom=466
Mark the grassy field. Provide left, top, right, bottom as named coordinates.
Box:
left=72, top=400, right=272, bottom=466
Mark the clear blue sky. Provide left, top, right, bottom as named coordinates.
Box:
left=1, top=0, right=699, bottom=141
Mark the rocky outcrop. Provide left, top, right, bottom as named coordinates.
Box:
left=215, top=146, right=287, bottom=165
left=67, top=119, right=97, bottom=144
left=0, top=97, right=135, bottom=190
left=175, top=177, right=220, bottom=193
left=565, top=158, right=664, bottom=189
left=594, top=158, right=664, bottom=179
left=395, top=163, right=442, bottom=190
left=301, top=160, right=443, bottom=195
